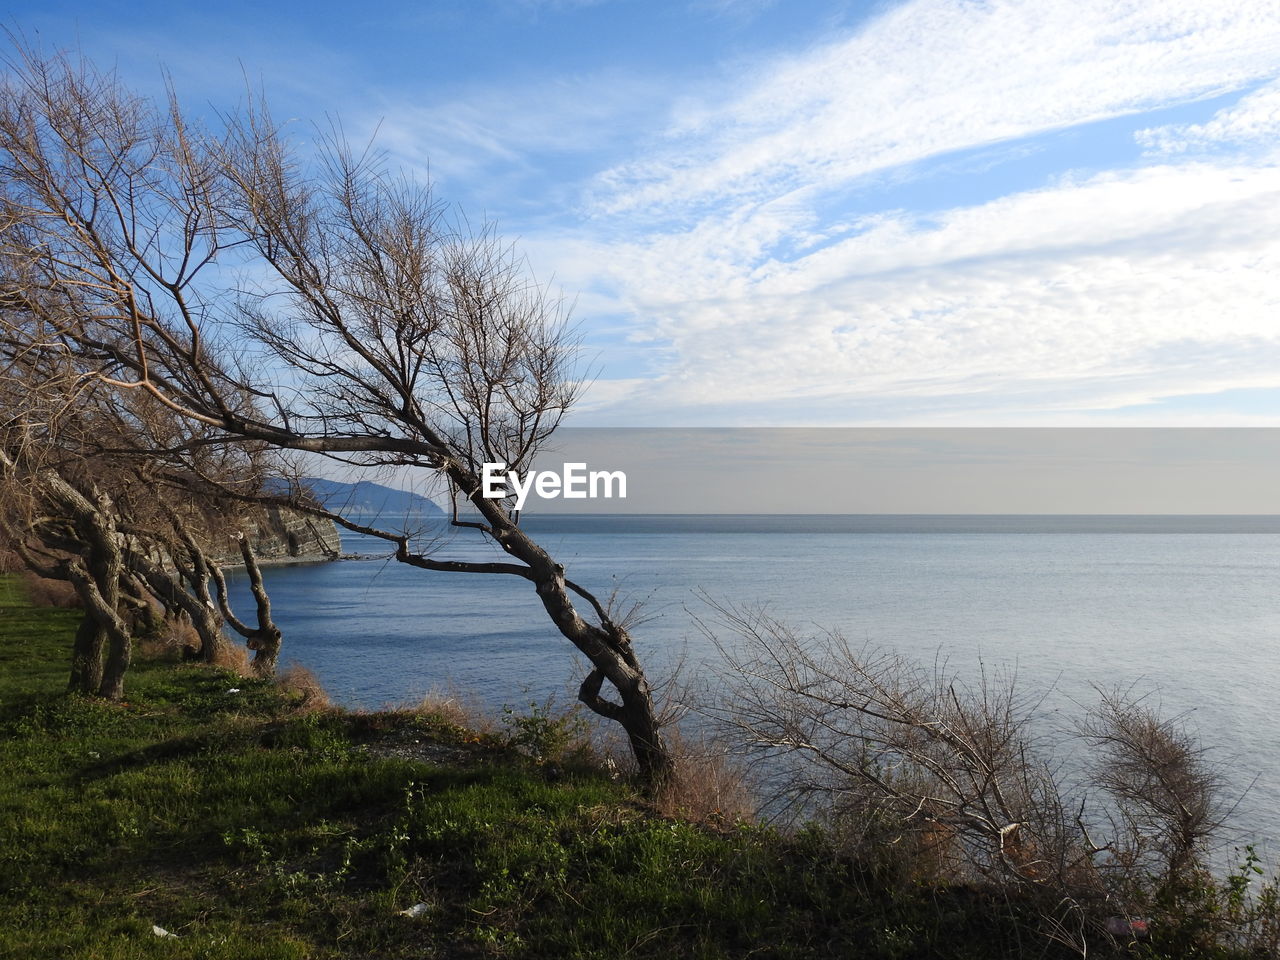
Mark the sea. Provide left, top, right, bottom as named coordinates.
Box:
left=222, top=514, right=1280, bottom=857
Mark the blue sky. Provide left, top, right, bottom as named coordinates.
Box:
left=9, top=0, right=1280, bottom=425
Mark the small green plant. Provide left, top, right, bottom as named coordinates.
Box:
left=1129, top=847, right=1280, bottom=958
left=501, top=697, right=588, bottom=766
left=1225, top=845, right=1265, bottom=913
left=222, top=826, right=273, bottom=864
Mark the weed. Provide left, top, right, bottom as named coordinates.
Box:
left=652, top=729, right=755, bottom=826
left=275, top=663, right=330, bottom=710
left=501, top=696, right=590, bottom=766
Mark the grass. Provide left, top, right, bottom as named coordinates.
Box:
left=2, top=574, right=1251, bottom=959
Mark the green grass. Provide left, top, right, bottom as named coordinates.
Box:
left=2, top=574, right=1221, bottom=959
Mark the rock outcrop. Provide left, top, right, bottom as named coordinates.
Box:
left=244, top=506, right=341, bottom=562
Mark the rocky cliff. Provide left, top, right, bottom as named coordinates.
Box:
left=238, top=506, right=341, bottom=563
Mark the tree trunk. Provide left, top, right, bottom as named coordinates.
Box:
left=623, top=703, right=673, bottom=787
left=249, top=628, right=282, bottom=677
left=579, top=665, right=673, bottom=786
left=181, top=543, right=229, bottom=665
left=87, top=542, right=129, bottom=701
left=63, top=556, right=131, bottom=700
left=39, top=473, right=132, bottom=699
left=145, top=510, right=235, bottom=664
left=125, top=547, right=226, bottom=663
left=462, top=473, right=675, bottom=788
left=97, top=628, right=132, bottom=700
left=68, top=615, right=105, bottom=695
left=208, top=532, right=283, bottom=677
left=239, top=535, right=282, bottom=678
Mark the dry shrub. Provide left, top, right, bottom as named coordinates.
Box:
left=652, top=728, right=755, bottom=825
left=703, top=602, right=1268, bottom=957
left=704, top=601, right=1078, bottom=889
left=276, top=663, right=331, bottom=711
left=1081, top=687, right=1226, bottom=884
left=211, top=640, right=254, bottom=678
left=822, top=783, right=974, bottom=887
left=135, top=631, right=180, bottom=661
left=413, top=687, right=497, bottom=736
left=0, top=547, right=23, bottom=573
left=135, top=617, right=203, bottom=661
left=21, top=571, right=81, bottom=608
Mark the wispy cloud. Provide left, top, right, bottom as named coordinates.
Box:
left=69, top=0, right=1277, bottom=425
left=504, top=0, right=1280, bottom=424
left=562, top=156, right=1280, bottom=422
left=589, top=0, right=1280, bottom=218
left=1137, top=78, right=1280, bottom=154
left=359, top=71, right=671, bottom=213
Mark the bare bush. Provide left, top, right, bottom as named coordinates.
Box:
left=1081, top=687, right=1228, bottom=885
left=276, top=664, right=331, bottom=711
left=20, top=571, right=82, bottom=609
left=701, top=601, right=1257, bottom=954
left=702, top=602, right=1088, bottom=890
left=652, top=728, right=755, bottom=825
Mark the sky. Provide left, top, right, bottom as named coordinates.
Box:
left=7, top=0, right=1280, bottom=427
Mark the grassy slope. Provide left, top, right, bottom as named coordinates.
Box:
left=0, top=576, right=1069, bottom=960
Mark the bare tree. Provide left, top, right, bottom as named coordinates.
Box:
left=1081, top=688, right=1227, bottom=885
left=0, top=454, right=132, bottom=696
left=122, top=496, right=286, bottom=674
left=0, top=40, right=673, bottom=783
left=0, top=323, right=135, bottom=695
left=0, top=278, right=284, bottom=691
left=208, top=531, right=282, bottom=676
left=0, top=400, right=290, bottom=693
left=702, top=601, right=1247, bottom=953
left=700, top=602, right=1090, bottom=890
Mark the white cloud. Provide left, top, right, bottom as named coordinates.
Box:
left=591, top=0, right=1280, bottom=216
left=1137, top=79, right=1280, bottom=154
left=511, top=0, right=1280, bottom=424
left=332, top=0, right=1280, bottom=424
left=565, top=158, right=1280, bottom=423
left=364, top=72, right=667, bottom=208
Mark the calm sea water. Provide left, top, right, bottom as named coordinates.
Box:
left=223, top=515, right=1280, bottom=853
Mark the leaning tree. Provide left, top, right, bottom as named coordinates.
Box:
left=0, top=323, right=288, bottom=694
left=0, top=41, right=673, bottom=783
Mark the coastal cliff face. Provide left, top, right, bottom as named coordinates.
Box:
left=233, top=507, right=341, bottom=563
